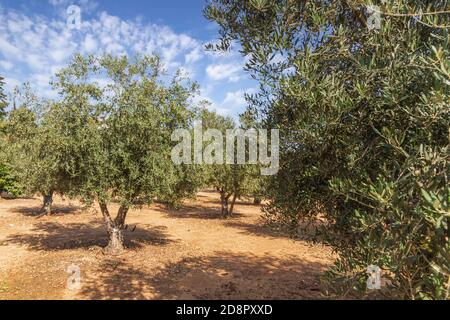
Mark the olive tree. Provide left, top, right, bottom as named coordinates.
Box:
left=51, top=54, right=197, bottom=254
left=201, top=109, right=261, bottom=217
left=2, top=85, right=70, bottom=213
left=1, top=105, right=36, bottom=199
left=0, top=76, right=7, bottom=120
left=0, top=75, right=11, bottom=195
left=206, top=0, right=449, bottom=299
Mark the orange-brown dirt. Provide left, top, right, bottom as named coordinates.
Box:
left=0, top=191, right=334, bottom=300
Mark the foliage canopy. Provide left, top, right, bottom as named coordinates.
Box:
left=205, top=0, right=450, bottom=299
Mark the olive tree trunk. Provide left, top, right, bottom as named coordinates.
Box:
left=220, top=192, right=237, bottom=218
left=229, top=193, right=237, bottom=216
left=99, top=202, right=129, bottom=255
left=42, top=193, right=53, bottom=215
left=220, top=191, right=229, bottom=218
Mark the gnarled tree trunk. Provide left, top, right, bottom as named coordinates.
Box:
left=42, top=193, right=53, bottom=215
left=99, top=202, right=129, bottom=255
left=229, top=193, right=237, bottom=217
left=220, top=191, right=237, bottom=218
left=220, top=191, right=229, bottom=218
left=107, top=227, right=124, bottom=254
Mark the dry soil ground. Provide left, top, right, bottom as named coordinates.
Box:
left=0, top=191, right=334, bottom=300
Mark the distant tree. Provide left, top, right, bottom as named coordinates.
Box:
left=158, top=162, right=207, bottom=208
left=0, top=79, right=23, bottom=198
left=0, top=76, right=7, bottom=121
left=48, top=54, right=198, bottom=254
left=3, top=86, right=63, bottom=210
left=239, top=110, right=266, bottom=205
left=201, top=109, right=260, bottom=217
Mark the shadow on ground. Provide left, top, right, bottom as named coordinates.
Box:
left=78, top=252, right=328, bottom=300
left=2, top=221, right=172, bottom=251
left=196, top=193, right=258, bottom=206
left=155, top=204, right=245, bottom=220
left=11, top=204, right=83, bottom=217
left=224, top=221, right=294, bottom=239
left=0, top=195, right=37, bottom=200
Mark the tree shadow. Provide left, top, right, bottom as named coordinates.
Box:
left=197, top=189, right=216, bottom=194
left=78, top=258, right=157, bottom=300
left=199, top=200, right=259, bottom=207
left=79, top=252, right=329, bottom=300
left=196, top=193, right=257, bottom=206
left=154, top=204, right=245, bottom=220
left=1, top=221, right=172, bottom=251
left=224, top=221, right=294, bottom=239
left=229, top=218, right=320, bottom=241
left=0, top=194, right=37, bottom=200
left=11, top=204, right=83, bottom=217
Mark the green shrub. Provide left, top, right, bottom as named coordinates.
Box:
left=0, top=162, right=22, bottom=197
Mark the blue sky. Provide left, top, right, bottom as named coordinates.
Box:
left=0, top=0, right=256, bottom=117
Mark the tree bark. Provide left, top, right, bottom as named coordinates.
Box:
left=99, top=202, right=129, bottom=255
left=42, top=193, right=53, bottom=215
left=229, top=193, right=237, bottom=216
left=106, top=227, right=124, bottom=255
left=220, top=191, right=229, bottom=218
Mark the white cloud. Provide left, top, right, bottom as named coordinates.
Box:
left=48, top=0, right=69, bottom=6
left=0, top=37, right=21, bottom=57
left=191, top=87, right=230, bottom=116
left=82, top=34, right=98, bottom=52
left=192, top=87, right=256, bottom=117
left=185, top=47, right=202, bottom=64
left=25, top=54, right=47, bottom=70
left=206, top=63, right=243, bottom=82
left=0, top=60, right=13, bottom=70
left=223, top=89, right=251, bottom=110
left=0, top=3, right=254, bottom=117
left=0, top=7, right=205, bottom=99
left=3, top=77, right=21, bottom=92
